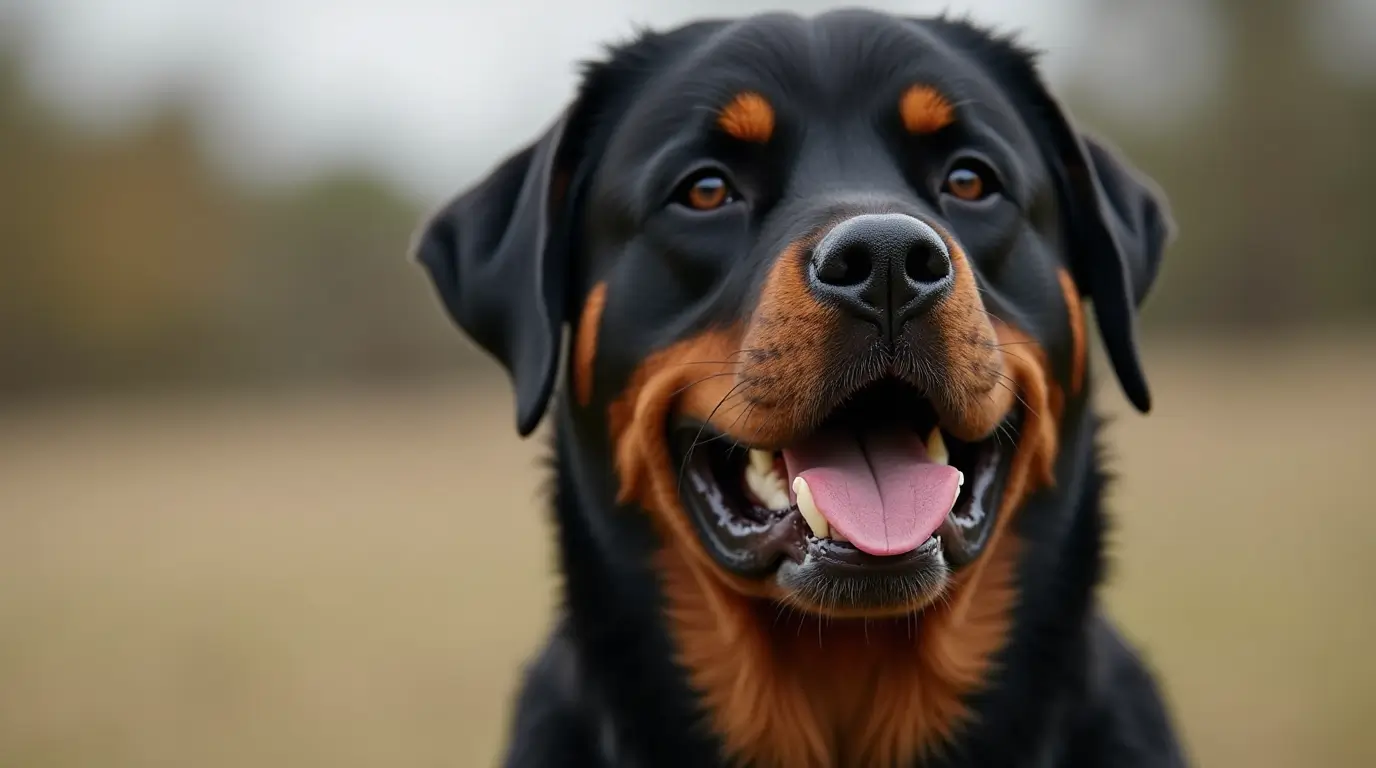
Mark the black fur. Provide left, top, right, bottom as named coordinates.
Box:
left=414, top=10, right=1187, bottom=766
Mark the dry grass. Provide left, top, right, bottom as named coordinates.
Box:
left=1, top=334, right=1373, bottom=767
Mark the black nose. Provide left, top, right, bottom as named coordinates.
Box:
left=809, top=213, right=953, bottom=342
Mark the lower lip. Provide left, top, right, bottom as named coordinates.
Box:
left=801, top=535, right=945, bottom=573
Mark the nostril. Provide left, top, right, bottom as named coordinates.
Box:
left=816, top=242, right=872, bottom=287
left=904, top=239, right=951, bottom=284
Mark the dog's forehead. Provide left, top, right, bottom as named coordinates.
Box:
left=598, top=12, right=1035, bottom=170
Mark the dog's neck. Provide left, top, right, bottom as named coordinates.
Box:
left=547, top=394, right=1107, bottom=767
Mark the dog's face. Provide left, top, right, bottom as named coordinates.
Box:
left=416, top=11, right=1170, bottom=619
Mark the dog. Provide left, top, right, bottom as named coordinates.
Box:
left=413, top=10, right=1187, bottom=767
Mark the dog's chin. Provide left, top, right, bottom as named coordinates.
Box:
left=670, top=379, right=1017, bottom=617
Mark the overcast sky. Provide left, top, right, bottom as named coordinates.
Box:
left=4, top=0, right=1372, bottom=202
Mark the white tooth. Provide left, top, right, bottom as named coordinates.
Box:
left=958, top=470, right=965, bottom=487
left=749, top=450, right=793, bottom=510
left=758, top=479, right=788, bottom=512
left=927, top=428, right=949, bottom=466
left=768, top=469, right=789, bottom=502
left=766, top=487, right=791, bottom=511
left=792, top=476, right=830, bottom=539
left=744, top=464, right=773, bottom=508
left=749, top=449, right=775, bottom=478
left=744, top=455, right=791, bottom=511
left=743, top=464, right=764, bottom=500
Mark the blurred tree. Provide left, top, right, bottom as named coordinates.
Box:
left=0, top=42, right=476, bottom=400
left=3, top=2, right=1375, bottom=401
left=221, top=171, right=468, bottom=383
left=1071, top=0, right=1376, bottom=330
left=0, top=46, right=244, bottom=390
left=1215, top=0, right=1335, bottom=326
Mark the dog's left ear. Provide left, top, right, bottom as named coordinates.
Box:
left=1040, top=98, right=1175, bottom=414
left=411, top=111, right=578, bottom=436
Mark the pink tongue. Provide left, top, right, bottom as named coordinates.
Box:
left=783, top=429, right=959, bottom=557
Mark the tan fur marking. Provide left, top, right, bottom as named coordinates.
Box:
left=608, top=322, right=1058, bottom=766
left=717, top=91, right=775, bottom=144
left=736, top=243, right=843, bottom=447
left=605, top=230, right=1065, bottom=766
left=609, top=328, right=781, bottom=594
left=1057, top=268, right=1087, bottom=396
left=900, top=84, right=955, bottom=134
left=574, top=282, right=608, bottom=406
left=926, top=236, right=1005, bottom=443
left=658, top=524, right=1021, bottom=766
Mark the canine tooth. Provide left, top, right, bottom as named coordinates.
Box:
left=792, top=477, right=830, bottom=539
left=927, top=428, right=949, bottom=465
left=958, top=470, right=965, bottom=487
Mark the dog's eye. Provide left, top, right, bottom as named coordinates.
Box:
left=942, top=159, right=1001, bottom=202
left=675, top=172, right=737, bottom=211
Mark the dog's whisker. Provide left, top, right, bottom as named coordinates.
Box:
left=677, top=379, right=751, bottom=495
left=992, top=372, right=1039, bottom=418
left=668, top=371, right=740, bottom=399
left=995, top=349, right=1036, bottom=367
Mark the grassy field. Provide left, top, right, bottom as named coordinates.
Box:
left=1, top=333, right=1373, bottom=767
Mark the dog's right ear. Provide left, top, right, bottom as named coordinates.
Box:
left=1024, top=93, right=1172, bottom=415
left=919, top=18, right=1173, bottom=415
left=1056, top=129, right=1173, bottom=414
left=411, top=111, right=577, bottom=437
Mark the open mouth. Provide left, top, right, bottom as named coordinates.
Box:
left=672, top=379, right=1016, bottom=612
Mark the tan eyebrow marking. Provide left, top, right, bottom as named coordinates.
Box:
left=900, top=84, right=955, bottom=134
left=716, top=91, right=775, bottom=144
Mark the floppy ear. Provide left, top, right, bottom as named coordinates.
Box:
left=1040, top=99, right=1175, bottom=414
left=912, top=17, right=1172, bottom=412
left=411, top=111, right=577, bottom=436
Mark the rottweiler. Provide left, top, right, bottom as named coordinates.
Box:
left=413, top=9, right=1187, bottom=767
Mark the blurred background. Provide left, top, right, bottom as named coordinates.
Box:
left=1, top=0, right=1373, bottom=765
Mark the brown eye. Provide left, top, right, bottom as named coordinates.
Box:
left=942, top=158, right=1001, bottom=203
left=676, top=172, right=737, bottom=211
left=946, top=168, right=983, bottom=200
left=688, top=176, right=728, bottom=209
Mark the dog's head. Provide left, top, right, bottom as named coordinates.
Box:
left=415, top=11, right=1170, bottom=619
